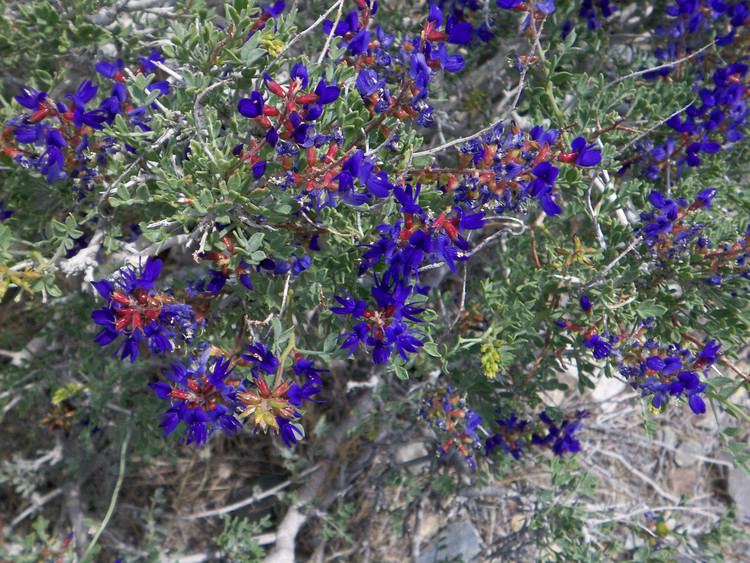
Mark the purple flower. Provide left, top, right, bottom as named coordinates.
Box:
left=89, top=257, right=192, bottom=363
left=243, top=342, right=279, bottom=376
left=291, top=62, right=309, bottom=89
left=347, top=29, right=371, bottom=55
left=238, top=91, right=265, bottom=118
left=15, top=86, right=47, bottom=110
left=697, top=339, right=721, bottom=366
left=95, top=59, right=125, bottom=80
left=584, top=334, right=612, bottom=359
left=356, top=68, right=385, bottom=98
left=570, top=137, right=602, bottom=167
left=331, top=291, right=367, bottom=317
left=691, top=188, right=717, bottom=210
left=288, top=380, right=322, bottom=407
left=67, top=80, right=98, bottom=108
left=262, top=0, right=286, bottom=17
left=447, top=21, right=473, bottom=45
left=315, top=79, right=340, bottom=105
left=278, top=417, right=303, bottom=447
left=252, top=160, right=267, bottom=178
left=0, top=202, right=13, bottom=222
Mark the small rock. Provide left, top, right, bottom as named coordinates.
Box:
left=659, top=426, right=678, bottom=450
left=510, top=514, right=526, bottom=533
left=417, top=520, right=482, bottom=563
left=590, top=376, right=626, bottom=412
left=417, top=513, right=442, bottom=544
left=395, top=441, right=429, bottom=474
left=674, top=440, right=705, bottom=468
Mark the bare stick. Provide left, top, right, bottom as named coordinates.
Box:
left=97, top=127, right=176, bottom=209
left=594, top=448, right=680, bottom=504
left=589, top=504, right=721, bottom=526
left=587, top=182, right=607, bottom=250
left=618, top=100, right=697, bottom=156
left=268, top=0, right=343, bottom=66
left=584, top=238, right=641, bottom=289
left=316, top=0, right=345, bottom=65
left=411, top=64, right=528, bottom=159
left=279, top=271, right=292, bottom=319
left=604, top=41, right=715, bottom=92
left=10, top=488, right=63, bottom=528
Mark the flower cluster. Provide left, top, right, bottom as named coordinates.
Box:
left=638, top=187, right=716, bottom=248
left=485, top=409, right=588, bottom=458
left=420, top=387, right=587, bottom=470
left=634, top=188, right=749, bottom=288
left=325, top=1, right=469, bottom=128
left=419, top=386, right=484, bottom=469
left=437, top=0, right=620, bottom=43
left=17, top=0, right=740, bottom=467
left=235, top=63, right=341, bottom=184
left=90, top=239, right=323, bottom=447
left=316, top=1, right=601, bottom=367
left=360, top=184, right=486, bottom=278
left=442, top=123, right=601, bottom=217
left=623, top=2, right=750, bottom=184
left=496, top=0, right=556, bottom=20
left=3, top=50, right=169, bottom=188
left=149, top=343, right=324, bottom=447
left=332, top=275, right=426, bottom=364
left=150, top=349, right=242, bottom=446
left=91, top=257, right=198, bottom=363
left=530, top=410, right=588, bottom=456
left=649, top=0, right=749, bottom=68
left=631, top=61, right=750, bottom=182
left=558, top=301, right=721, bottom=416
left=619, top=338, right=720, bottom=415
left=576, top=0, right=617, bottom=31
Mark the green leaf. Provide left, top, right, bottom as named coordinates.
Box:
left=636, top=300, right=668, bottom=319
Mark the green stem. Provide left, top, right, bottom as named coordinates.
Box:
left=274, top=331, right=296, bottom=387
left=81, top=427, right=131, bottom=563
left=545, top=79, right=564, bottom=122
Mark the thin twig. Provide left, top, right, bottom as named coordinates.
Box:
left=584, top=238, right=641, bottom=289
left=418, top=223, right=525, bottom=273
left=586, top=182, right=607, bottom=250
left=10, top=488, right=63, bottom=528
left=97, top=127, right=176, bottom=209
left=279, top=271, right=292, bottom=319
left=267, top=0, right=343, bottom=67
left=316, top=0, right=345, bottom=65
left=411, top=64, right=528, bottom=159
left=593, top=448, right=680, bottom=504
left=152, top=60, right=184, bottom=82
left=618, top=100, right=697, bottom=156
left=589, top=504, right=722, bottom=526
left=604, top=41, right=715, bottom=92
left=194, top=77, right=233, bottom=136
left=450, top=263, right=469, bottom=330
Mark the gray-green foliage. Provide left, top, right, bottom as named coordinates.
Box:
left=0, top=0, right=749, bottom=560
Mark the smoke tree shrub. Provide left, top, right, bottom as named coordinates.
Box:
left=1, top=0, right=749, bottom=559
